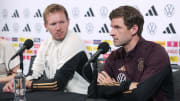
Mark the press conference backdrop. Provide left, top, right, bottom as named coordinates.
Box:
left=0, top=0, right=179, bottom=74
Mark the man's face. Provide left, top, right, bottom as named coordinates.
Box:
left=45, top=11, right=69, bottom=41
left=110, top=17, right=134, bottom=47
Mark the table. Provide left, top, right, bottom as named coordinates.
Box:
left=0, top=91, right=87, bottom=101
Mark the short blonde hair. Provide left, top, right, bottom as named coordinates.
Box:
left=43, top=4, right=69, bottom=24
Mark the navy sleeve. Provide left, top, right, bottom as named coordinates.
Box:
left=31, top=51, right=92, bottom=91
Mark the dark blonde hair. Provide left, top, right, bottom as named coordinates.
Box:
left=43, top=4, right=69, bottom=24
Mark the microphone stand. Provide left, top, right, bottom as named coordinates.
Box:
left=86, top=58, right=99, bottom=100
left=19, top=53, right=24, bottom=73
left=90, top=60, right=98, bottom=98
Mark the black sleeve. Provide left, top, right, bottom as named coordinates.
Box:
left=92, top=65, right=174, bottom=101
left=123, top=65, right=174, bottom=101
left=96, top=80, right=131, bottom=98
left=31, top=51, right=92, bottom=91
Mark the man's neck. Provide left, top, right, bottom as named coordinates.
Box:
left=124, top=35, right=140, bottom=53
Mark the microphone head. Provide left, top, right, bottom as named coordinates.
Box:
left=23, top=39, right=34, bottom=49
left=98, top=42, right=110, bottom=54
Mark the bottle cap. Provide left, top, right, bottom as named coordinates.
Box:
left=17, top=69, right=22, bottom=73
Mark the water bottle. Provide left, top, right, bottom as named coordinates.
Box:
left=14, top=69, right=26, bottom=101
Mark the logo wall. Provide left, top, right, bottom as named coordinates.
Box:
left=0, top=1, right=179, bottom=66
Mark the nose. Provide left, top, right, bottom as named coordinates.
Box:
left=56, top=23, right=61, bottom=30
left=110, top=28, right=115, bottom=36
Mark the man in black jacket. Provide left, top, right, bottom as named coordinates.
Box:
left=93, top=5, right=174, bottom=101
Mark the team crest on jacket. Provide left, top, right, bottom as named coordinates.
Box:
left=138, top=58, right=144, bottom=72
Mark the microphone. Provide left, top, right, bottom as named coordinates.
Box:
left=10, top=39, right=33, bottom=60
left=86, top=42, right=110, bottom=66
left=82, top=42, right=110, bottom=81
left=90, top=42, right=110, bottom=62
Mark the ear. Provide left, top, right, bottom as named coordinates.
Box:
left=44, top=23, right=48, bottom=31
left=130, top=24, right=138, bottom=36
left=67, top=19, right=70, bottom=26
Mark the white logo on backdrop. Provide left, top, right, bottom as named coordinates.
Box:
left=147, top=22, right=157, bottom=35
left=85, top=23, right=94, bottom=34
left=164, top=4, right=175, bottom=17
left=72, top=7, right=80, bottom=18
left=23, top=8, right=31, bottom=19
left=13, top=23, right=19, bottom=33
left=1, top=9, right=8, bottom=19
left=100, top=6, right=108, bottom=18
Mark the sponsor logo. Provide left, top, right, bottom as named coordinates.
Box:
left=85, top=23, right=94, bottom=34
left=19, top=43, right=23, bottom=47
left=93, top=40, right=101, bottom=44
left=73, top=24, right=81, bottom=33
left=99, top=24, right=109, bottom=33
left=147, top=22, right=157, bottom=35
left=33, top=38, right=40, bottom=43
left=12, top=43, right=18, bottom=47
left=117, top=73, right=126, bottom=83
left=169, top=56, right=178, bottom=62
left=155, top=41, right=166, bottom=47
left=0, top=37, right=5, bottom=39
left=164, top=4, right=175, bottom=17
left=99, top=6, right=108, bottom=18
left=1, top=24, right=9, bottom=32
left=103, top=40, right=112, bottom=46
left=72, top=7, right=80, bottom=18
left=23, top=8, right=31, bottom=19
left=34, top=9, right=42, bottom=18
left=12, top=23, right=19, bottom=32
left=93, top=46, right=98, bottom=51
left=12, top=37, right=18, bottom=42
left=167, top=49, right=178, bottom=55
left=1, top=9, right=8, bottom=19
left=18, top=38, right=26, bottom=42
left=167, top=41, right=178, bottom=47
left=84, top=40, right=93, bottom=44
left=34, top=44, right=40, bottom=48
left=34, top=23, right=42, bottom=33
left=23, top=24, right=31, bottom=32
left=84, top=8, right=95, bottom=17
left=86, top=46, right=93, bottom=51
left=33, top=50, right=37, bottom=55
left=12, top=9, right=19, bottom=18
left=163, top=23, right=176, bottom=34
left=26, top=50, right=33, bottom=54
left=145, top=5, right=158, bottom=16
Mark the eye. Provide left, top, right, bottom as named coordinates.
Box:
left=114, top=26, right=121, bottom=29
left=59, top=21, right=65, bottom=24
left=50, top=23, right=56, bottom=26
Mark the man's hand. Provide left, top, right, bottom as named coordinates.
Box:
left=129, top=82, right=138, bottom=90
left=3, top=79, right=14, bottom=93
left=3, top=79, right=33, bottom=93
left=26, top=80, right=32, bottom=89
left=97, top=71, right=116, bottom=85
